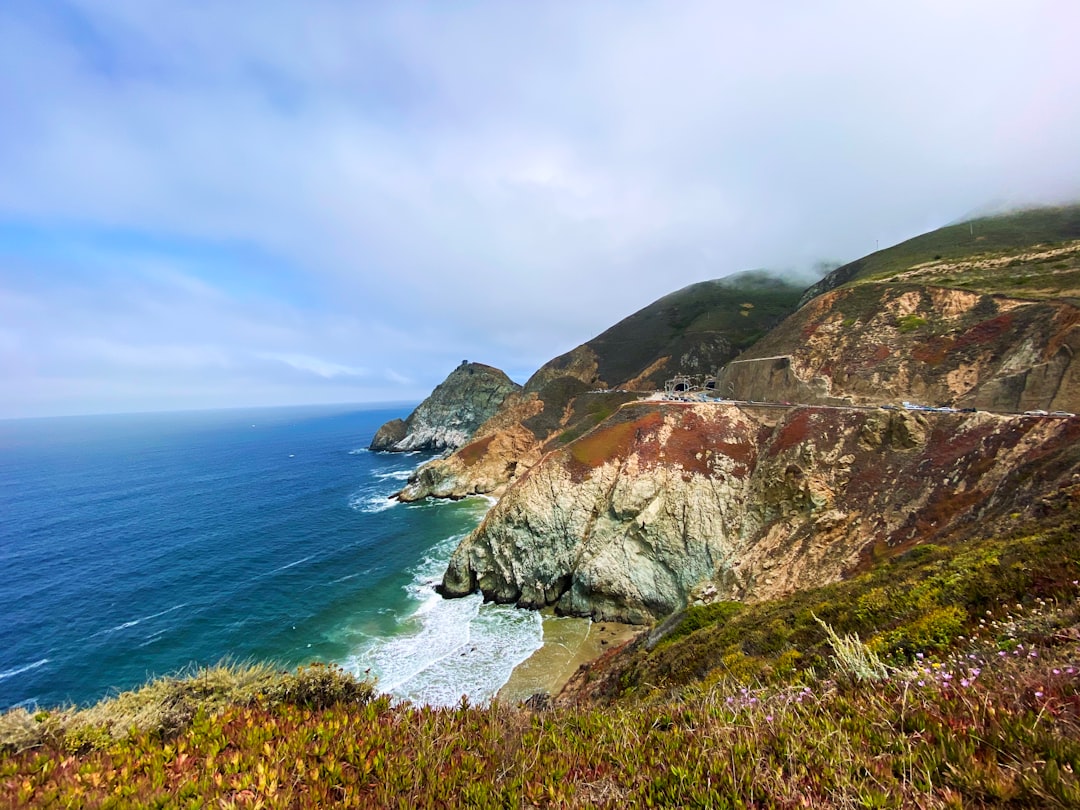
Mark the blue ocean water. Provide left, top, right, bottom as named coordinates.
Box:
left=0, top=404, right=542, bottom=710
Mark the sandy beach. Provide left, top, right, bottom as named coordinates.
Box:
left=497, top=613, right=642, bottom=703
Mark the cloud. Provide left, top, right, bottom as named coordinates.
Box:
left=258, top=352, right=367, bottom=379
left=1, top=1, right=1079, bottom=416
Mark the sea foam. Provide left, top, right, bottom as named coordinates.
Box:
left=0, top=659, right=50, bottom=682
left=344, top=531, right=544, bottom=706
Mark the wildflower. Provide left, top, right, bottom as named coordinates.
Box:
left=960, top=679, right=970, bottom=687
left=942, top=673, right=952, bottom=681
left=916, top=653, right=924, bottom=660
left=1067, top=668, right=1077, bottom=675
left=1029, top=651, right=1038, bottom=658
left=917, top=680, right=925, bottom=687
left=998, top=651, right=1007, bottom=657
left=1035, top=691, right=1044, bottom=698
left=970, top=668, right=981, bottom=677
left=765, top=714, right=773, bottom=722
left=1053, top=669, right=1061, bottom=676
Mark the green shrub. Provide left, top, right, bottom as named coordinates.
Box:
left=897, top=314, right=927, bottom=332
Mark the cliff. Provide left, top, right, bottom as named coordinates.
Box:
left=420, top=205, right=1080, bottom=623
left=441, top=401, right=1080, bottom=623
left=397, top=272, right=805, bottom=500
left=719, top=283, right=1080, bottom=411
left=369, top=361, right=521, bottom=453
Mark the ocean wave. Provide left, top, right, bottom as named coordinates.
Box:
left=330, top=571, right=364, bottom=584
left=348, top=492, right=400, bottom=513
left=347, top=448, right=369, bottom=455
left=373, top=469, right=414, bottom=482
left=343, top=530, right=543, bottom=707
left=271, top=554, right=315, bottom=574
left=93, top=603, right=189, bottom=637
left=0, top=658, right=50, bottom=682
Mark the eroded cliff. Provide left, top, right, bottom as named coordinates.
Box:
left=441, top=401, right=1080, bottom=623
left=719, top=283, right=1080, bottom=412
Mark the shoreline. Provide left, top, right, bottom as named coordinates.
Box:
left=497, top=613, right=642, bottom=703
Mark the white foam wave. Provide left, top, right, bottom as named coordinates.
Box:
left=95, top=603, right=188, bottom=637
left=330, top=572, right=363, bottom=584
left=271, top=554, right=314, bottom=574
left=348, top=492, right=400, bottom=513
left=0, top=658, right=50, bottom=681
left=343, top=530, right=543, bottom=707
left=373, top=469, right=413, bottom=482
left=348, top=448, right=369, bottom=455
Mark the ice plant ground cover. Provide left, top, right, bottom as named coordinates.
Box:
left=3, top=503, right=1080, bottom=807
left=1, top=637, right=1077, bottom=808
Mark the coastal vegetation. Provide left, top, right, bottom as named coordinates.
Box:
left=4, top=502, right=1078, bottom=807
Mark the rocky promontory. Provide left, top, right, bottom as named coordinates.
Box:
left=424, top=206, right=1080, bottom=624
left=370, top=361, right=521, bottom=453
left=441, top=400, right=1080, bottom=623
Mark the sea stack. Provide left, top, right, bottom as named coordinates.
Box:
left=370, top=361, right=521, bottom=453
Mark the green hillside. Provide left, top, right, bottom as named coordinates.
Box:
left=552, top=270, right=806, bottom=391
left=802, top=204, right=1080, bottom=306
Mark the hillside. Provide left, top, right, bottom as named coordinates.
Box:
left=800, top=204, right=1080, bottom=306
left=434, top=205, right=1080, bottom=625
left=542, top=270, right=805, bottom=392
left=396, top=270, right=805, bottom=502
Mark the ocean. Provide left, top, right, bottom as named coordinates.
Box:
left=0, top=404, right=543, bottom=711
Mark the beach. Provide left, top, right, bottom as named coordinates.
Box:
left=497, top=613, right=642, bottom=703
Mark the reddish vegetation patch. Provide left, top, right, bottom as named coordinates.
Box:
left=922, top=419, right=993, bottom=467
left=953, top=313, right=1015, bottom=350
left=903, top=485, right=988, bottom=545
left=871, top=344, right=891, bottom=363
left=657, top=410, right=756, bottom=478
left=567, top=410, right=664, bottom=476
left=563, top=406, right=759, bottom=481
left=769, top=409, right=816, bottom=456
left=912, top=337, right=952, bottom=366
left=457, top=434, right=495, bottom=467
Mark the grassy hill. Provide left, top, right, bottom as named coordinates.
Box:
left=543, top=270, right=806, bottom=392
left=802, top=204, right=1080, bottom=306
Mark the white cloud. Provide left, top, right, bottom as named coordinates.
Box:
left=1, top=1, right=1079, bottom=416
left=258, top=352, right=367, bottom=379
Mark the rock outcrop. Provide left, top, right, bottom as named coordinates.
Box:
left=720, top=284, right=1080, bottom=412
left=370, top=361, right=521, bottom=453
left=441, top=401, right=1080, bottom=623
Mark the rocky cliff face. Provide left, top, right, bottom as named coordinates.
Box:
left=719, top=283, right=1080, bottom=412
left=370, top=362, right=521, bottom=453
left=441, top=401, right=1080, bottom=623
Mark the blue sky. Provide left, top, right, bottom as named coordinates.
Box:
left=2, top=1, right=1079, bottom=417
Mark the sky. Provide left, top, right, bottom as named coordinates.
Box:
left=2, top=1, right=1079, bottom=418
